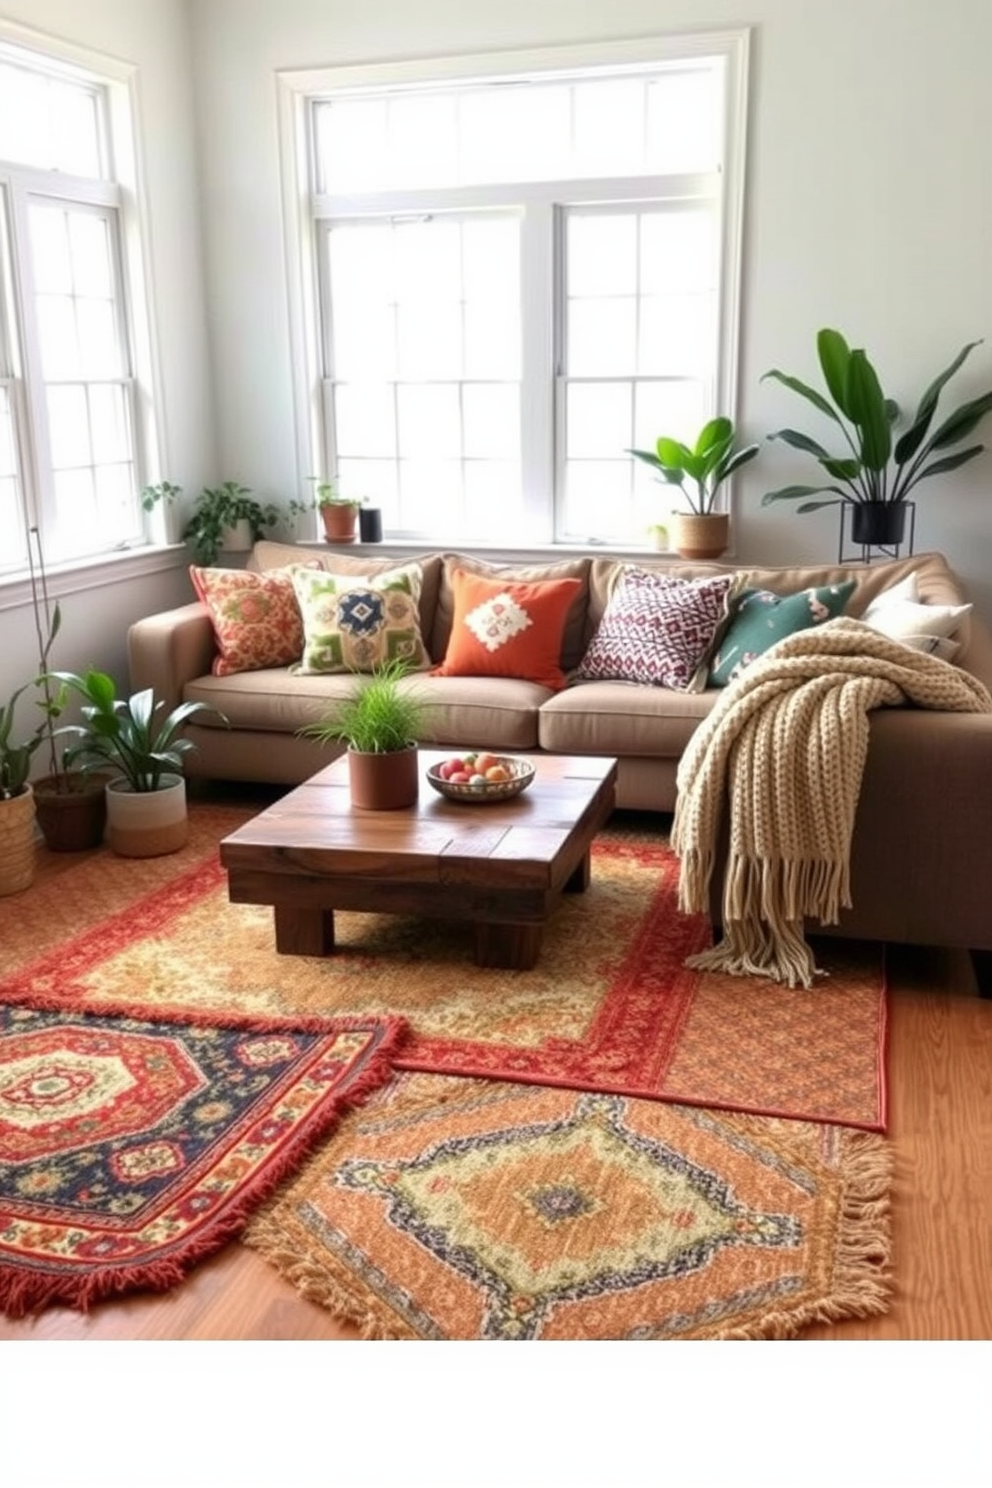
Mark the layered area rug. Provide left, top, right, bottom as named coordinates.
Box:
left=0, top=805, right=887, bottom=1131
left=245, top=1070, right=893, bottom=1341
left=0, top=998, right=403, bottom=1316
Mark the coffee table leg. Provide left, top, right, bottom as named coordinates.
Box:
left=474, top=921, right=543, bottom=970
left=565, top=850, right=591, bottom=893
left=274, top=905, right=335, bottom=956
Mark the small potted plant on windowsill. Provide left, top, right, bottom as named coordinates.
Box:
left=142, top=479, right=279, bottom=565
left=298, top=658, right=430, bottom=810
left=50, top=670, right=227, bottom=857
left=629, top=417, right=759, bottom=559
left=311, top=478, right=364, bottom=544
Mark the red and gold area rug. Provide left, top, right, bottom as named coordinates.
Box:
left=0, top=805, right=886, bottom=1131
left=245, top=1070, right=893, bottom=1341
left=0, top=998, right=402, bottom=1317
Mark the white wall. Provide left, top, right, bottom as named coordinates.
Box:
left=0, top=0, right=214, bottom=709
left=188, top=0, right=992, bottom=617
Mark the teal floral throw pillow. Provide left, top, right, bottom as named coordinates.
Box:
left=708, top=580, right=856, bottom=687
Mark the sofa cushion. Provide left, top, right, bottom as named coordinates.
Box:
left=291, top=563, right=430, bottom=674
left=860, top=571, right=969, bottom=660
left=539, top=677, right=716, bottom=759
left=189, top=563, right=317, bottom=677
left=182, top=668, right=544, bottom=750
left=708, top=579, right=856, bottom=686
left=575, top=568, right=739, bottom=690
left=432, top=554, right=590, bottom=668
left=432, top=567, right=582, bottom=690
left=250, top=540, right=443, bottom=645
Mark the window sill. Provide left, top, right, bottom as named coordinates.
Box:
left=0, top=544, right=188, bottom=614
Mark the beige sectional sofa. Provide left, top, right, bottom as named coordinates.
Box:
left=128, top=541, right=992, bottom=970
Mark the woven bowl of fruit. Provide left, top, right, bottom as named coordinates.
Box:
left=426, top=752, right=535, bottom=804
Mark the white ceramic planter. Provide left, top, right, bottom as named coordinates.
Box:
left=105, top=774, right=188, bottom=857
left=221, top=518, right=253, bottom=553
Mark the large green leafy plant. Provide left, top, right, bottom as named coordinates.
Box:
left=629, top=417, right=759, bottom=516
left=762, top=328, right=992, bottom=513
left=51, top=670, right=226, bottom=792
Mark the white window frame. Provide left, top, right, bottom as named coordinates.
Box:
left=278, top=30, right=750, bottom=551
left=0, top=21, right=164, bottom=585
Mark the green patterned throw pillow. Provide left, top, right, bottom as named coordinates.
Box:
left=291, top=563, right=429, bottom=674
left=708, top=580, right=856, bottom=687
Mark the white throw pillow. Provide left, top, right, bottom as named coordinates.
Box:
left=860, top=572, right=969, bottom=661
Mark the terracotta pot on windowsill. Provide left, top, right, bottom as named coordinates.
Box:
left=320, top=504, right=359, bottom=543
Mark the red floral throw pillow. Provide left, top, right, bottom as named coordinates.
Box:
left=575, top=568, right=738, bottom=690
left=190, top=564, right=315, bottom=677
left=432, top=569, right=583, bottom=691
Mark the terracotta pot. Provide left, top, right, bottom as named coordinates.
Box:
left=671, top=512, right=730, bottom=560
left=320, top=504, right=359, bottom=543
left=0, top=784, right=36, bottom=896
left=347, top=745, right=419, bottom=810
left=105, top=774, right=189, bottom=857
left=33, top=773, right=108, bottom=851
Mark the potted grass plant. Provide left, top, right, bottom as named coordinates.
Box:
left=310, top=478, right=364, bottom=544
left=629, top=417, right=759, bottom=558
left=762, top=328, right=992, bottom=547
left=50, top=670, right=227, bottom=857
left=298, top=658, right=430, bottom=809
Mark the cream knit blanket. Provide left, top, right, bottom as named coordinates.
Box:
left=672, top=617, right=992, bottom=989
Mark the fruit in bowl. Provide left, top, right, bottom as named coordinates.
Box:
left=426, top=753, right=535, bottom=803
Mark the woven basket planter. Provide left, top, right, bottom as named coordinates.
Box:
left=671, top=512, right=730, bottom=560
left=0, top=784, right=37, bottom=896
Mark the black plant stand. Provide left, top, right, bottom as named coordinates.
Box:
left=838, top=502, right=915, bottom=564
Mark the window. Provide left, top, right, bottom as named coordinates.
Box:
left=291, top=31, right=749, bottom=547
left=0, top=35, right=154, bottom=576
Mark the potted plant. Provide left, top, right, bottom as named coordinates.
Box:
left=50, top=670, right=227, bottom=857
left=298, top=658, right=430, bottom=809
left=23, top=529, right=109, bottom=852
left=311, top=478, right=363, bottom=544
left=0, top=679, right=52, bottom=895
left=629, top=417, right=759, bottom=558
left=183, top=481, right=280, bottom=564
left=761, top=329, right=992, bottom=547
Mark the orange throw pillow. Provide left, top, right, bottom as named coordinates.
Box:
left=432, top=568, right=582, bottom=691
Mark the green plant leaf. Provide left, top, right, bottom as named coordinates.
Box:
left=760, top=483, right=849, bottom=505
left=816, top=328, right=856, bottom=418
left=845, top=350, right=891, bottom=471
left=762, top=369, right=843, bottom=423
left=717, top=444, right=760, bottom=478
left=694, top=417, right=732, bottom=457
left=768, top=428, right=837, bottom=461
left=910, top=444, right=985, bottom=484
left=795, top=498, right=845, bottom=513
left=927, top=390, right=992, bottom=450
left=655, top=437, right=692, bottom=469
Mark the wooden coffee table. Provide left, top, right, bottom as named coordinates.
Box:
left=219, top=750, right=617, bottom=970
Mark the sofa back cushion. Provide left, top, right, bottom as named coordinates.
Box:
left=250, top=540, right=443, bottom=647
left=432, top=554, right=591, bottom=668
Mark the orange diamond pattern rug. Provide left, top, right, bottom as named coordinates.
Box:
left=0, top=804, right=886, bottom=1132
left=244, top=1070, right=892, bottom=1341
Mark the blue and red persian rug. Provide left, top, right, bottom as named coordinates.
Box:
left=0, top=998, right=403, bottom=1317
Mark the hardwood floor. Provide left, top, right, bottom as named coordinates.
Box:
left=2, top=817, right=991, bottom=1341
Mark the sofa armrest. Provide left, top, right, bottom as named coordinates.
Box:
left=128, top=603, right=217, bottom=715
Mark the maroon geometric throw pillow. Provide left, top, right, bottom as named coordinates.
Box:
left=575, top=568, right=738, bottom=691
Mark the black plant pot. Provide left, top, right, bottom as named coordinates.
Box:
left=851, top=502, right=907, bottom=548
left=359, top=507, right=383, bottom=543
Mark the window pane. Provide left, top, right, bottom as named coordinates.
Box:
left=317, top=99, right=390, bottom=193
left=634, top=380, right=706, bottom=448
left=462, top=217, right=519, bottom=303
left=562, top=459, right=632, bottom=540
left=0, top=390, right=16, bottom=474
left=0, top=65, right=50, bottom=169
left=333, top=302, right=396, bottom=380
left=328, top=223, right=394, bottom=301
left=568, top=214, right=637, bottom=298
left=334, top=383, right=396, bottom=457
left=566, top=382, right=632, bottom=459
left=89, top=383, right=131, bottom=463
left=572, top=79, right=645, bottom=177
left=397, top=300, right=461, bottom=378
left=77, top=300, right=121, bottom=378
left=639, top=293, right=715, bottom=375
left=47, top=385, right=91, bottom=468
left=568, top=298, right=636, bottom=376
left=459, top=86, right=570, bottom=184
left=646, top=69, right=723, bottom=173
left=396, top=384, right=461, bottom=458
left=388, top=94, right=459, bottom=189
left=94, top=461, right=136, bottom=539
left=0, top=474, right=29, bottom=569
left=463, top=384, right=520, bottom=458
left=335, top=458, right=398, bottom=520
left=36, top=296, right=79, bottom=378
left=399, top=457, right=461, bottom=532
left=464, top=302, right=519, bottom=379
left=50, top=84, right=101, bottom=176
left=641, top=211, right=716, bottom=294
left=0, top=64, right=102, bottom=176
left=52, top=466, right=97, bottom=555
left=30, top=208, right=73, bottom=294
left=464, top=460, right=522, bottom=527
left=69, top=213, right=114, bottom=297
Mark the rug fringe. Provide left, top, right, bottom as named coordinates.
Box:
left=244, top=1214, right=407, bottom=1340
left=707, top=1130, right=894, bottom=1341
